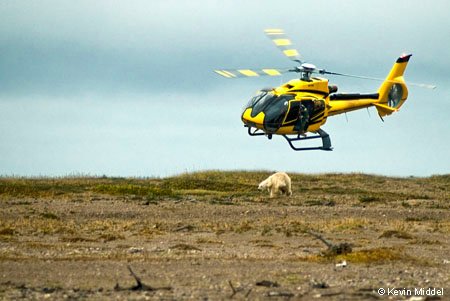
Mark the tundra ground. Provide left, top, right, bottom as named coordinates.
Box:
left=0, top=172, right=449, bottom=300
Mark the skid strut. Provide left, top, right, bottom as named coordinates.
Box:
left=245, top=125, right=332, bottom=151
left=282, top=129, right=333, bottom=151
left=246, top=126, right=266, bottom=136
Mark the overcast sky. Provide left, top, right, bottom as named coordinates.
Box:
left=1, top=0, right=449, bottom=177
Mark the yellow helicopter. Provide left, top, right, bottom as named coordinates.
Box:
left=215, top=29, right=436, bottom=151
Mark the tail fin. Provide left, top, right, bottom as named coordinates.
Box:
left=375, top=54, right=411, bottom=117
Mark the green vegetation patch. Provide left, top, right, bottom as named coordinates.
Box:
left=0, top=171, right=448, bottom=204
left=379, top=230, right=414, bottom=239
left=0, top=180, right=83, bottom=198
left=359, top=195, right=382, bottom=203
left=40, top=212, right=60, bottom=220
left=336, top=247, right=411, bottom=263
left=161, top=170, right=256, bottom=193
left=302, top=247, right=417, bottom=264
left=93, top=183, right=176, bottom=200
left=0, top=227, right=15, bottom=236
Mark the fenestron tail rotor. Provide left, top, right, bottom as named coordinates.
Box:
left=264, top=29, right=302, bottom=63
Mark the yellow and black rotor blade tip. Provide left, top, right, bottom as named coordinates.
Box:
left=264, top=29, right=302, bottom=63
left=214, top=68, right=289, bottom=78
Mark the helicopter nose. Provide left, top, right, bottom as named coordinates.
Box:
left=242, top=108, right=265, bottom=128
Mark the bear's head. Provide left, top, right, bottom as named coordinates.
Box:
left=258, top=179, right=268, bottom=190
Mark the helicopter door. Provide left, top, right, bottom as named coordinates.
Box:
left=302, top=99, right=325, bottom=126
left=289, top=99, right=326, bottom=133
left=283, top=100, right=302, bottom=124
left=283, top=100, right=310, bottom=133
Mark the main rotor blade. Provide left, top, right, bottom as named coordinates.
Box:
left=264, top=29, right=302, bottom=64
left=214, top=68, right=292, bottom=78
left=319, top=70, right=437, bottom=89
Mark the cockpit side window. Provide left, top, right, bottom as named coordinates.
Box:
left=263, top=94, right=294, bottom=132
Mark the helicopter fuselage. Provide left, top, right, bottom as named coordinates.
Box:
left=216, top=28, right=420, bottom=151
left=241, top=77, right=330, bottom=135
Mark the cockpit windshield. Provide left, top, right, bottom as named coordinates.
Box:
left=244, top=91, right=267, bottom=110
left=248, top=92, right=294, bottom=132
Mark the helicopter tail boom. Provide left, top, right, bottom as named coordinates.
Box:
left=376, top=54, right=411, bottom=117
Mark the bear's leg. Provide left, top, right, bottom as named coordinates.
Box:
left=279, top=186, right=287, bottom=195
left=270, top=187, right=279, bottom=198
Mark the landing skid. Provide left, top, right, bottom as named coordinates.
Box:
left=283, top=129, right=333, bottom=151
left=245, top=125, right=333, bottom=151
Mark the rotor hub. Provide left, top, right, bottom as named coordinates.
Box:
left=300, top=63, right=316, bottom=81
left=301, top=63, right=316, bottom=71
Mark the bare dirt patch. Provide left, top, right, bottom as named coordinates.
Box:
left=0, top=172, right=449, bottom=300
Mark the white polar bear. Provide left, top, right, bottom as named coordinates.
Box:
left=258, top=172, right=292, bottom=198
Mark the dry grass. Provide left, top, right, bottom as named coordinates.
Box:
left=300, top=247, right=419, bottom=264
left=335, top=247, right=413, bottom=263
left=1, top=171, right=447, bottom=203
left=379, top=230, right=414, bottom=239
left=0, top=171, right=448, bottom=266
left=0, top=171, right=449, bottom=300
